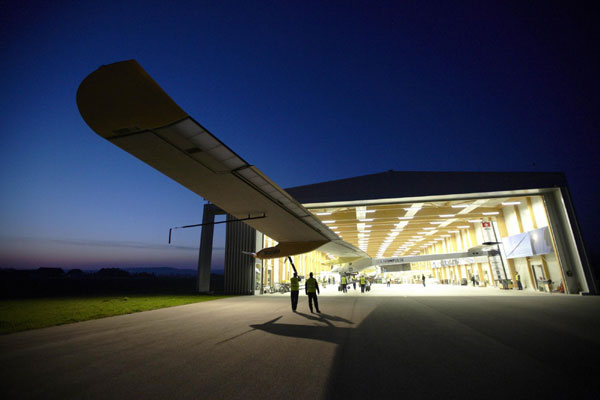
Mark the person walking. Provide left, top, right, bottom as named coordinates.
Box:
left=515, top=272, right=523, bottom=290
left=305, top=272, right=321, bottom=313
left=387, top=278, right=391, bottom=287
left=422, top=274, right=426, bottom=287
left=341, top=275, right=347, bottom=293
left=360, top=275, right=366, bottom=293
left=352, top=278, right=356, bottom=291
left=290, top=272, right=300, bottom=311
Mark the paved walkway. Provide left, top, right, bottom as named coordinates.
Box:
left=1, top=286, right=598, bottom=399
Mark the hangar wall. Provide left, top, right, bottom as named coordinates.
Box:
left=224, top=216, right=256, bottom=295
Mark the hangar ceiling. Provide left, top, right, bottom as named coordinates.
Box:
left=309, top=197, right=525, bottom=258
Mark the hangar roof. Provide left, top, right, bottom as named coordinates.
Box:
left=286, top=170, right=567, bottom=206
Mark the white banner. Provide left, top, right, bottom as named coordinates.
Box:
left=502, top=226, right=553, bottom=259
left=503, top=231, right=533, bottom=258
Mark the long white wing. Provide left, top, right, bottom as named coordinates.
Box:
left=77, top=60, right=367, bottom=259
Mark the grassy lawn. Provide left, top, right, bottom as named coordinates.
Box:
left=0, top=294, right=230, bottom=335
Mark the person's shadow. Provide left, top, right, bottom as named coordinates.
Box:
left=294, top=312, right=353, bottom=327
left=248, top=313, right=354, bottom=344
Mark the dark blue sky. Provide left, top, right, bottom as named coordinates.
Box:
left=1, top=1, right=598, bottom=271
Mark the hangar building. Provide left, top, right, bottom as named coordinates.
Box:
left=198, top=170, right=595, bottom=296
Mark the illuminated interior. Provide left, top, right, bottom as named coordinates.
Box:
left=259, top=194, right=566, bottom=293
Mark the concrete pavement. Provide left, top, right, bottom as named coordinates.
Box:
left=1, top=284, right=599, bottom=399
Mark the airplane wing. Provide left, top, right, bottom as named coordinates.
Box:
left=76, top=60, right=367, bottom=260
left=334, top=245, right=493, bottom=275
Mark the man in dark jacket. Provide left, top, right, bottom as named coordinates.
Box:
left=305, top=272, right=321, bottom=313
left=290, top=272, right=300, bottom=311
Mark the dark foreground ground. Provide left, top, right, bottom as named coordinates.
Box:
left=1, top=285, right=598, bottom=399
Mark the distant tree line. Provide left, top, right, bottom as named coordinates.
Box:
left=0, top=268, right=224, bottom=298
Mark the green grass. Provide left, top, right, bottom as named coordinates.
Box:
left=0, top=294, right=230, bottom=335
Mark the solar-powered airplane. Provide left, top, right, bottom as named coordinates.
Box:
left=77, top=60, right=498, bottom=275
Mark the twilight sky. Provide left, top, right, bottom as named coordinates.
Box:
left=1, top=1, right=598, bottom=272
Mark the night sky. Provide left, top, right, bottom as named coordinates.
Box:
left=1, top=1, right=598, bottom=273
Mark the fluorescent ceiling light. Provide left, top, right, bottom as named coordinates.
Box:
left=469, top=219, right=482, bottom=223
left=448, top=230, right=459, bottom=233
left=412, top=236, right=424, bottom=238
left=322, top=220, right=336, bottom=224
left=441, top=234, right=451, bottom=237
left=502, top=201, right=521, bottom=205
left=430, top=222, right=443, bottom=225
left=451, top=204, right=469, bottom=208
left=440, top=214, right=455, bottom=218
left=359, top=218, right=374, bottom=222
left=423, top=227, right=436, bottom=230
left=316, top=212, right=332, bottom=215
left=364, top=210, right=376, bottom=213
left=329, top=226, right=338, bottom=229
left=457, top=225, right=470, bottom=228
left=435, top=238, right=444, bottom=241
left=482, top=212, right=499, bottom=215
left=398, top=216, right=413, bottom=220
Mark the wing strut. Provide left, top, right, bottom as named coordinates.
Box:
left=287, top=256, right=298, bottom=275
left=168, top=214, right=266, bottom=244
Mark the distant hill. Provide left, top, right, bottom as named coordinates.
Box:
left=122, top=267, right=197, bottom=276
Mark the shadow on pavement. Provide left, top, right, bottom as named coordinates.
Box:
left=324, top=299, right=597, bottom=399
left=250, top=315, right=352, bottom=344
left=295, top=312, right=354, bottom=326
left=252, top=297, right=598, bottom=399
